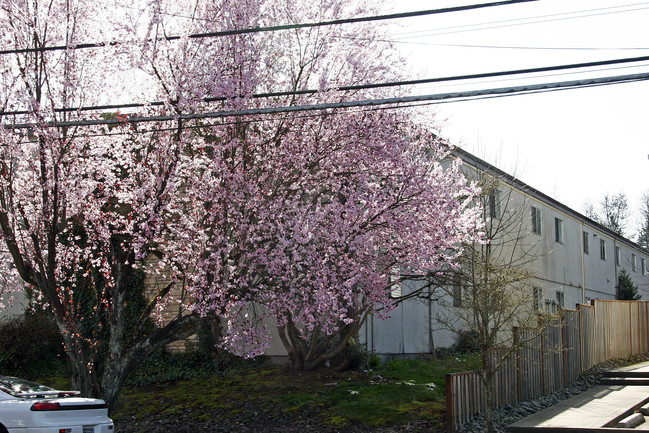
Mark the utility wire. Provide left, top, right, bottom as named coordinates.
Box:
left=5, top=71, right=649, bottom=130
left=388, top=41, right=649, bottom=51
left=12, top=76, right=640, bottom=142
left=390, top=2, right=649, bottom=39
left=430, top=62, right=649, bottom=91
left=3, top=54, right=649, bottom=117
left=0, top=0, right=536, bottom=55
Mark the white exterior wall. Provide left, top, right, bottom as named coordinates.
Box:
left=360, top=149, right=649, bottom=356
left=359, top=279, right=460, bottom=356
left=1, top=289, right=29, bottom=318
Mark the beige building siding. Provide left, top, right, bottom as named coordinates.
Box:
left=142, top=255, right=197, bottom=352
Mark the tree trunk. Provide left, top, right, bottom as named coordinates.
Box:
left=66, top=347, right=100, bottom=399
left=103, top=313, right=202, bottom=413
left=57, top=320, right=101, bottom=399
left=288, top=349, right=306, bottom=370
left=100, top=353, right=139, bottom=413
left=485, top=376, right=495, bottom=433
left=278, top=314, right=367, bottom=371
left=57, top=308, right=201, bottom=413
left=482, top=349, right=496, bottom=433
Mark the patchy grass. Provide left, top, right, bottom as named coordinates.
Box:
left=316, top=354, right=481, bottom=426
left=113, top=353, right=480, bottom=428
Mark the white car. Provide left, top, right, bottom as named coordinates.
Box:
left=0, top=376, right=114, bottom=433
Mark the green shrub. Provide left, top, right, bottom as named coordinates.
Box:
left=344, top=343, right=370, bottom=371
left=0, top=312, right=68, bottom=379
left=125, top=349, right=268, bottom=387
left=368, top=354, right=382, bottom=369
left=125, top=349, right=226, bottom=386
left=457, top=330, right=481, bottom=353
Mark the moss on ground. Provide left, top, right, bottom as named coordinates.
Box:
left=112, top=353, right=480, bottom=428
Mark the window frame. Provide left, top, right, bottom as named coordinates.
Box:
left=600, top=239, right=606, bottom=261
left=531, top=206, right=542, bottom=235
left=488, top=189, right=502, bottom=220
left=583, top=231, right=589, bottom=254
left=452, top=285, right=462, bottom=308
left=390, top=265, right=402, bottom=299
left=555, top=218, right=563, bottom=244
left=556, top=291, right=565, bottom=310
left=533, top=287, right=542, bottom=312
left=642, top=258, right=646, bottom=275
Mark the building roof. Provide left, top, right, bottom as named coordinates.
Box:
left=451, top=145, right=649, bottom=255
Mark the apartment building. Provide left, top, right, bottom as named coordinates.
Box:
left=361, top=147, right=649, bottom=354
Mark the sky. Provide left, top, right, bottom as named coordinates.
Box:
left=383, top=0, right=649, bottom=238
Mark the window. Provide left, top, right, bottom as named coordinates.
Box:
left=632, top=254, right=637, bottom=272
left=583, top=231, right=589, bottom=254
left=556, top=291, right=565, bottom=310
left=533, top=287, right=542, bottom=312
left=390, top=266, right=401, bottom=298
left=545, top=298, right=558, bottom=314
left=642, top=258, right=646, bottom=275
left=555, top=218, right=563, bottom=243
left=452, top=285, right=462, bottom=307
left=531, top=206, right=542, bottom=235
left=615, top=246, right=621, bottom=266
left=488, top=189, right=502, bottom=219
left=600, top=239, right=606, bottom=260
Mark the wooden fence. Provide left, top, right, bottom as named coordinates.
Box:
left=446, top=300, right=649, bottom=432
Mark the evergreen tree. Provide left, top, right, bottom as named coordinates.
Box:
left=616, top=269, right=641, bottom=300
left=638, top=192, right=649, bottom=250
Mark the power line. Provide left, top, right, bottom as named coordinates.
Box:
left=11, top=78, right=641, bottom=143
left=390, top=2, right=649, bottom=39
left=16, top=72, right=645, bottom=140
left=388, top=41, right=649, bottom=52
left=5, top=71, right=649, bottom=130
left=0, top=0, right=536, bottom=55
left=105, top=1, right=649, bottom=53
left=430, top=62, right=649, bottom=91
left=3, top=54, right=649, bottom=117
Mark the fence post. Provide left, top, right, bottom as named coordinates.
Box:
left=578, top=304, right=583, bottom=373
left=514, top=326, right=521, bottom=402
left=643, top=301, right=649, bottom=349
left=446, top=374, right=454, bottom=433
left=561, top=311, right=567, bottom=386
left=630, top=302, right=633, bottom=356
left=541, top=324, right=546, bottom=395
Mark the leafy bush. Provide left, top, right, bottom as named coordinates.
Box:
left=368, top=354, right=382, bottom=369
left=344, top=343, right=370, bottom=371
left=125, top=349, right=269, bottom=387
left=0, top=312, right=68, bottom=379
left=456, top=330, right=481, bottom=353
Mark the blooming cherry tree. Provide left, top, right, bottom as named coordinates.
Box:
left=0, top=0, right=481, bottom=409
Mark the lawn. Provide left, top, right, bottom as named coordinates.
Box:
left=110, top=352, right=481, bottom=428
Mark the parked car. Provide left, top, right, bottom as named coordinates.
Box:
left=0, top=376, right=114, bottom=433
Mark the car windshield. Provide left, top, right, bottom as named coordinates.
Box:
left=0, top=377, right=55, bottom=397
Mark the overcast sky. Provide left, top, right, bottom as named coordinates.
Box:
left=384, top=0, right=649, bottom=238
